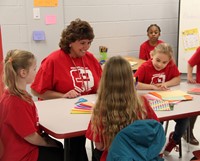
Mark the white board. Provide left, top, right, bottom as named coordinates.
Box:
left=178, top=0, right=200, bottom=73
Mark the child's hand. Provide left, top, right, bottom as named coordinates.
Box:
left=187, top=77, right=196, bottom=84
left=151, top=84, right=163, bottom=90
left=154, top=83, right=170, bottom=91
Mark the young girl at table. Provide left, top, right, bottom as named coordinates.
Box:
left=134, top=43, right=190, bottom=156
left=86, top=56, right=164, bottom=161
left=139, top=24, right=163, bottom=61
left=184, top=47, right=200, bottom=146
left=135, top=42, right=181, bottom=90
left=0, top=50, right=63, bottom=161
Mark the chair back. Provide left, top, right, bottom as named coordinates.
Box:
left=107, top=119, right=166, bottom=161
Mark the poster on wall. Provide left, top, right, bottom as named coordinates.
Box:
left=181, top=28, right=200, bottom=52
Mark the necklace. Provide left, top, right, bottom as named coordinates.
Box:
left=69, top=56, right=89, bottom=94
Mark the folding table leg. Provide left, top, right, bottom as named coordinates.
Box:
left=64, top=138, right=70, bottom=161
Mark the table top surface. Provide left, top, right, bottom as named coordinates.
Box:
left=123, top=56, right=145, bottom=71
left=35, top=82, right=200, bottom=139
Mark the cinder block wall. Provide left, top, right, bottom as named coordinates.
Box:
left=0, top=0, right=179, bottom=64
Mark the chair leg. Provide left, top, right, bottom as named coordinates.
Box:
left=186, top=124, right=190, bottom=152
left=91, top=141, right=94, bottom=159
left=179, top=122, right=191, bottom=158
left=179, top=140, right=182, bottom=158
left=164, top=121, right=169, bottom=135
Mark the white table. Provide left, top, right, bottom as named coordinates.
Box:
left=35, top=82, right=200, bottom=160
left=138, top=82, right=200, bottom=121
left=35, top=94, right=96, bottom=161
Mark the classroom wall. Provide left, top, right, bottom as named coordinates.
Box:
left=0, top=0, right=179, bottom=66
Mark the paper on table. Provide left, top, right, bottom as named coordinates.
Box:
left=143, top=93, right=162, bottom=100
left=149, top=99, right=171, bottom=111
left=71, top=102, right=94, bottom=114
left=187, top=88, right=200, bottom=95
left=129, top=61, right=138, bottom=67
left=149, top=90, right=193, bottom=101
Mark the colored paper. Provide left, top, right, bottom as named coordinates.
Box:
left=149, top=90, right=193, bottom=101
left=187, top=88, right=200, bottom=95
left=33, top=31, right=45, bottom=41
left=71, top=102, right=94, bottom=114
left=143, top=94, right=161, bottom=101
left=45, top=15, right=56, bottom=25
left=149, top=100, right=171, bottom=111
left=129, top=61, right=138, bottom=67
left=34, top=0, right=58, bottom=7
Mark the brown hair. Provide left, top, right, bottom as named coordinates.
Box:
left=91, top=56, right=147, bottom=150
left=59, top=18, right=94, bottom=53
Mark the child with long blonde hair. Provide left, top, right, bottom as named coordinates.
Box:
left=0, top=49, right=63, bottom=161
left=86, top=56, right=159, bottom=161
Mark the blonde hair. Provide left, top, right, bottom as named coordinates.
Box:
left=4, top=49, right=35, bottom=103
left=151, top=43, right=173, bottom=60
left=91, top=56, right=147, bottom=150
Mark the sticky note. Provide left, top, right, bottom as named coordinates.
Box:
left=45, top=15, right=56, bottom=25
left=33, top=31, right=45, bottom=41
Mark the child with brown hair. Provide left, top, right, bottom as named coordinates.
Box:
left=86, top=56, right=163, bottom=161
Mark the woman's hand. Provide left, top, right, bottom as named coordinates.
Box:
left=63, top=89, right=81, bottom=98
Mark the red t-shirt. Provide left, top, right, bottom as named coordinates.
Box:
left=139, top=40, right=163, bottom=60
left=31, top=49, right=102, bottom=96
left=85, top=96, right=159, bottom=161
left=188, top=47, right=200, bottom=83
left=134, top=59, right=180, bottom=84
left=0, top=90, right=39, bottom=161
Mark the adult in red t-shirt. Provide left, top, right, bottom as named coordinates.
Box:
left=31, top=49, right=102, bottom=97
left=31, top=19, right=102, bottom=161
left=139, top=24, right=163, bottom=61
left=85, top=56, right=162, bottom=161
left=185, top=47, right=200, bottom=146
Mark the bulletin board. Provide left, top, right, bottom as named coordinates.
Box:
left=178, top=0, right=200, bottom=73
